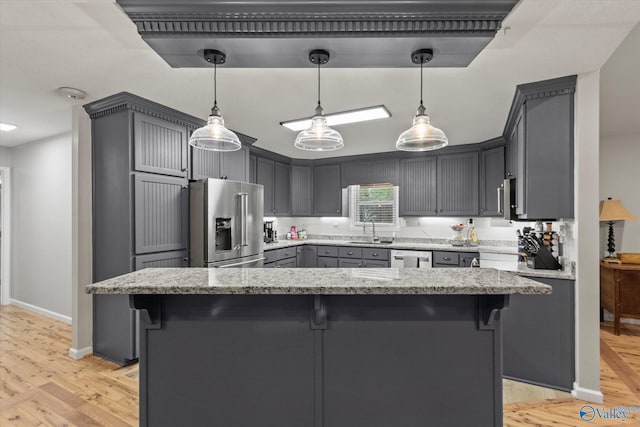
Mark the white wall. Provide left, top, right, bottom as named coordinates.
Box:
left=0, top=146, right=12, bottom=167
left=11, top=134, right=72, bottom=321
left=599, top=132, right=640, bottom=255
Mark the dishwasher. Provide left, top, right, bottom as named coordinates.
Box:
left=390, top=250, right=433, bottom=268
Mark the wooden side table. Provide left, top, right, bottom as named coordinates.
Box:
left=600, top=260, right=640, bottom=335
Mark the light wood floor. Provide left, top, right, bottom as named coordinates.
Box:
left=1, top=305, right=639, bottom=426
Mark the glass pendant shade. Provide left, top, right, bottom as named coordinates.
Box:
left=189, top=111, right=241, bottom=152
left=294, top=113, right=344, bottom=151
left=396, top=107, right=448, bottom=152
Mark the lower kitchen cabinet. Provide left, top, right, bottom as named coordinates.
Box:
left=339, top=259, right=362, bottom=268
left=502, top=277, right=575, bottom=391
left=317, top=257, right=339, bottom=268
left=277, top=257, right=297, bottom=268
left=297, top=245, right=317, bottom=267
left=362, top=259, right=389, bottom=268
left=433, top=251, right=479, bottom=268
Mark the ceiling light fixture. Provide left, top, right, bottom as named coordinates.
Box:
left=189, top=49, right=241, bottom=152
left=294, top=49, right=344, bottom=152
left=281, top=105, right=391, bottom=132
left=396, top=49, right=448, bottom=152
left=0, top=123, right=17, bottom=132
left=55, top=87, right=86, bottom=100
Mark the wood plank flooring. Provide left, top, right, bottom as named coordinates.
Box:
left=1, top=305, right=639, bottom=426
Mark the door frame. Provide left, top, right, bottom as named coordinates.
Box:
left=0, top=167, right=11, bottom=305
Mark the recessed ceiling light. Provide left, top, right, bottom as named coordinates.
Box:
left=55, top=87, right=87, bottom=100
left=281, top=105, right=391, bottom=132
left=0, top=123, right=17, bottom=132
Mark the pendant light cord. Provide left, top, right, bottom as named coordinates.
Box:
left=213, top=61, right=218, bottom=109
left=420, top=60, right=424, bottom=107
left=317, top=61, right=321, bottom=108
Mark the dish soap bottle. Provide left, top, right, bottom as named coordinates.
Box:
left=468, top=219, right=478, bottom=247
left=391, top=232, right=397, bottom=244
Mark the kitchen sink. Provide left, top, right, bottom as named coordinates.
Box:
left=348, top=240, right=393, bottom=245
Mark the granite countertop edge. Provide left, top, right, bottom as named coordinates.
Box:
left=86, top=268, right=552, bottom=296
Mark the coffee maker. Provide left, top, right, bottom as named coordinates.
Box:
left=264, top=221, right=275, bottom=243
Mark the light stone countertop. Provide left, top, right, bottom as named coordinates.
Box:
left=86, top=267, right=551, bottom=295
left=515, top=265, right=575, bottom=280
left=264, top=239, right=517, bottom=254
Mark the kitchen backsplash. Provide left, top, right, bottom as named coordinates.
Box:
left=267, top=216, right=575, bottom=259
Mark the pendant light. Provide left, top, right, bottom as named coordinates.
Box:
left=189, top=49, right=241, bottom=152
left=294, top=49, right=344, bottom=151
left=396, top=49, right=448, bottom=152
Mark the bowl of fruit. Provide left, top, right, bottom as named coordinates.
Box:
left=450, top=224, right=465, bottom=246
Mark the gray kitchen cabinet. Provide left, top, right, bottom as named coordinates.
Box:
left=338, top=247, right=362, bottom=259
left=317, top=257, right=338, bottom=268
left=256, top=157, right=290, bottom=216
left=290, top=165, right=313, bottom=216
left=339, top=259, right=362, bottom=268
left=297, top=245, right=317, bottom=267
left=437, top=152, right=479, bottom=216
left=505, top=120, right=519, bottom=179
left=263, top=262, right=277, bottom=268
left=399, top=157, right=437, bottom=216
left=276, top=257, right=297, bottom=268
left=433, top=251, right=459, bottom=268
left=502, top=277, right=575, bottom=391
left=85, top=92, right=206, bottom=366
left=192, top=145, right=249, bottom=182
left=341, top=158, right=399, bottom=187
left=505, top=75, right=576, bottom=220
left=362, top=248, right=390, bottom=262
left=134, top=173, right=189, bottom=254
left=362, top=259, right=389, bottom=268
left=459, top=252, right=480, bottom=267
left=313, top=164, right=342, bottom=216
left=249, top=154, right=257, bottom=184
left=133, top=112, right=188, bottom=178
left=479, top=146, right=505, bottom=217
left=135, top=250, right=188, bottom=270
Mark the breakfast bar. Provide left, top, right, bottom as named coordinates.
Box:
left=87, top=268, right=551, bottom=427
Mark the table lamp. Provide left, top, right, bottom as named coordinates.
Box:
left=599, top=197, right=637, bottom=258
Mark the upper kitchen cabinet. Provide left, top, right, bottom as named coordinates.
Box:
left=291, top=164, right=313, bottom=216
left=256, top=156, right=291, bottom=216
left=399, top=157, right=437, bottom=216
left=134, top=112, right=189, bottom=177
left=84, top=92, right=204, bottom=280
left=341, top=158, right=399, bottom=187
left=191, top=136, right=255, bottom=182
left=437, top=151, right=479, bottom=216
left=313, top=164, right=342, bottom=216
left=504, top=75, right=576, bottom=220
left=479, top=143, right=505, bottom=217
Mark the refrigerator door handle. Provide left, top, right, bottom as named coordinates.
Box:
left=239, top=192, right=249, bottom=247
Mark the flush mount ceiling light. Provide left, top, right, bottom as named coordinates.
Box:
left=281, top=105, right=391, bottom=132
left=396, top=49, right=448, bottom=152
left=189, top=49, right=241, bottom=152
left=55, top=87, right=86, bottom=100
left=294, top=49, right=344, bottom=152
left=0, top=123, right=17, bottom=132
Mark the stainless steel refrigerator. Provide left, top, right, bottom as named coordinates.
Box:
left=189, top=179, right=264, bottom=267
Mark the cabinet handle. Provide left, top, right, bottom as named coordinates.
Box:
left=439, top=209, right=443, bottom=212
left=336, top=209, right=340, bottom=213
left=324, top=250, right=331, bottom=254
left=443, top=256, right=451, bottom=261
left=347, top=251, right=353, bottom=255
left=182, top=257, right=189, bottom=261
left=372, top=253, right=378, bottom=257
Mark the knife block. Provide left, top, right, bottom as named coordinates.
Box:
left=526, top=245, right=562, bottom=270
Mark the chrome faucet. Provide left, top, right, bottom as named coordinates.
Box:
left=362, top=215, right=379, bottom=243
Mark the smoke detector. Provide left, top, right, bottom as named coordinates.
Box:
left=55, top=87, right=86, bottom=100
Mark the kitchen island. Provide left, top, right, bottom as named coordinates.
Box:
left=87, top=268, right=550, bottom=427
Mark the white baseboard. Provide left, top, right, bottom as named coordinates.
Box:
left=602, top=309, right=640, bottom=325
left=68, top=346, right=93, bottom=360
left=571, top=382, right=604, bottom=403
left=10, top=299, right=72, bottom=325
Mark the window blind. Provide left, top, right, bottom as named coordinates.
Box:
left=349, top=184, right=399, bottom=227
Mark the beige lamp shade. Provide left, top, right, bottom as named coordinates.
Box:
left=599, top=198, right=637, bottom=222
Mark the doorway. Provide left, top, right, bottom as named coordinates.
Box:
left=0, top=167, right=11, bottom=305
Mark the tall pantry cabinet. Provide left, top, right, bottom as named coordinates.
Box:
left=85, top=93, right=199, bottom=364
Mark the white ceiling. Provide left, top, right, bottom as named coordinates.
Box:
left=1, top=0, right=639, bottom=159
